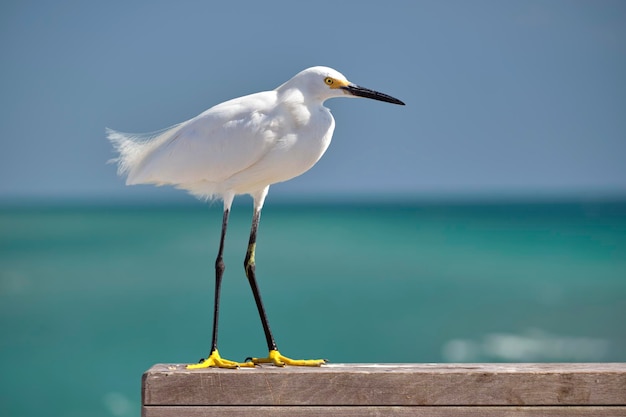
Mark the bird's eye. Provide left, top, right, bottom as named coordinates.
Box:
left=324, top=77, right=334, bottom=85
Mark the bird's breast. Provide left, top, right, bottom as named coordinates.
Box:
left=278, top=104, right=334, bottom=165
left=228, top=104, right=335, bottom=193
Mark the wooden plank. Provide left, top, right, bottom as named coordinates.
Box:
left=143, top=363, right=626, bottom=407
left=142, top=405, right=626, bottom=417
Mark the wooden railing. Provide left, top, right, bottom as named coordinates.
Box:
left=142, top=363, right=626, bottom=416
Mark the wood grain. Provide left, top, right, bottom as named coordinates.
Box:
left=143, top=363, right=626, bottom=407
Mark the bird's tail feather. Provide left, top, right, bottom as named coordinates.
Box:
left=106, top=124, right=183, bottom=184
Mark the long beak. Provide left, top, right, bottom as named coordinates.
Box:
left=341, top=84, right=405, bottom=105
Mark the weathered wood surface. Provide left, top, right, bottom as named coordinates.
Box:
left=142, top=363, right=626, bottom=417
left=143, top=406, right=626, bottom=417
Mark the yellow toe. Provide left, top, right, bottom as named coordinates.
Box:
left=250, top=350, right=326, bottom=367
left=186, top=350, right=255, bottom=369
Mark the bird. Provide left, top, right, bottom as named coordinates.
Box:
left=107, top=66, right=404, bottom=368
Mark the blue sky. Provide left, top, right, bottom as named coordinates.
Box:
left=1, top=1, right=625, bottom=202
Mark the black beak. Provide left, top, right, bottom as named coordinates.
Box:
left=341, top=84, right=405, bottom=105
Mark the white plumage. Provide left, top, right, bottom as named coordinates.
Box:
left=107, top=66, right=354, bottom=205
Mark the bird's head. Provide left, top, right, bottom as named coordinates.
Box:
left=280, top=66, right=405, bottom=105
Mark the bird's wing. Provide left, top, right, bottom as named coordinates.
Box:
left=121, top=91, right=280, bottom=187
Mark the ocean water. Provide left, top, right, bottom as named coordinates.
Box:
left=1, top=200, right=625, bottom=416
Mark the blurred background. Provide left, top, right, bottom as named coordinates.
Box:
left=1, top=1, right=625, bottom=416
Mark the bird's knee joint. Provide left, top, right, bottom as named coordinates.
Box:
left=215, top=258, right=225, bottom=274
left=244, top=243, right=256, bottom=270
left=244, top=256, right=255, bottom=273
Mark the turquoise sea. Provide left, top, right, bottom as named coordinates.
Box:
left=1, top=200, right=625, bottom=416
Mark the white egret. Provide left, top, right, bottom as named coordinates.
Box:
left=107, top=66, right=404, bottom=368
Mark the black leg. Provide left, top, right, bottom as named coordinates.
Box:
left=211, top=208, right=229, bottom=353
left=187, top=206, right=254, bottom=368
left=243, top=205, right=326, bottom=367
left=244, top=208, right=278, bottom=352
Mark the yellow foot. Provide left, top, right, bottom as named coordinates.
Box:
left=186, top=349, right=255, bottom=369
left=249, top=349, right=326, bottom=367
